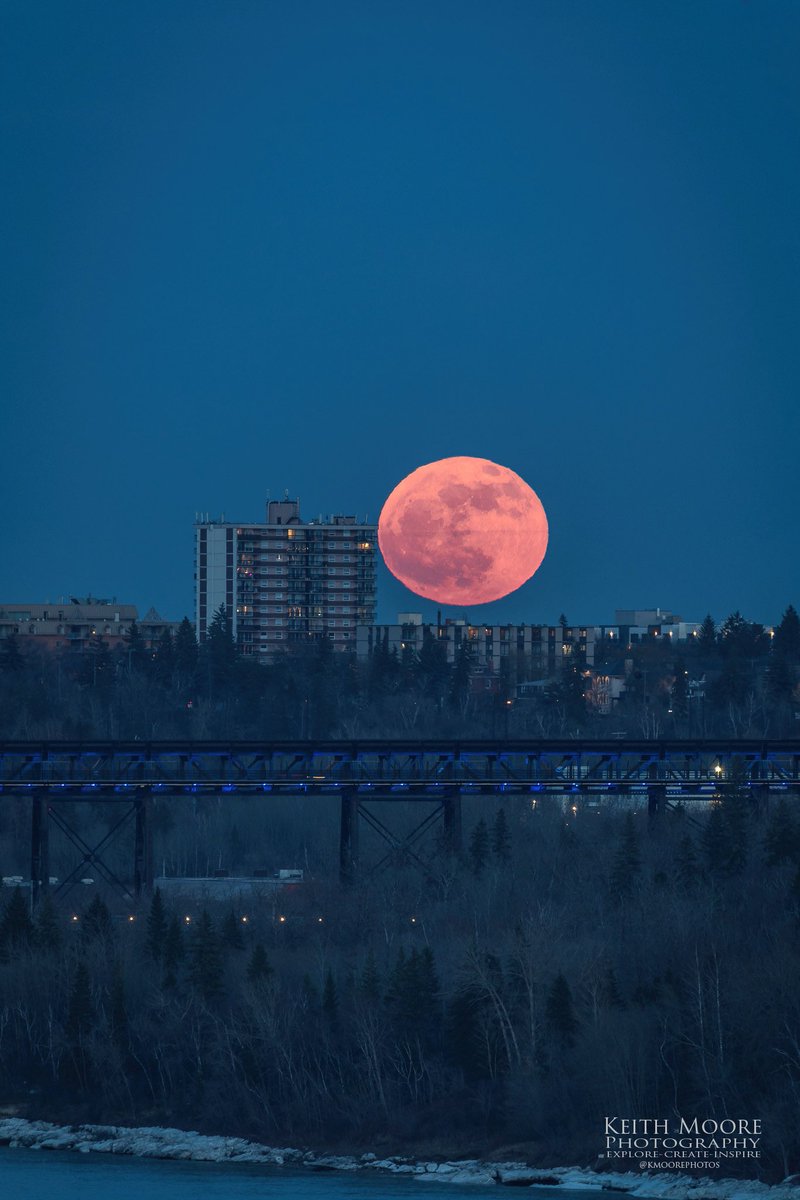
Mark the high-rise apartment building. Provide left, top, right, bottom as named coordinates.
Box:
left=195, top=499, right=377, bottom=657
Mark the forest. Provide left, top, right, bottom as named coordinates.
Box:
left=1, top=788, right=800, bottom=1179
left=0, top=604, right=798, bottom=742
left=0, top=606, right=799, bottom=1180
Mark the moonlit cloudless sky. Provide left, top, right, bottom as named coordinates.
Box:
left=2, top=1, right=799, bottom=626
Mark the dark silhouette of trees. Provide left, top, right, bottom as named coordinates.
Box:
left=469, top=818, right=490, bottom=876
left=491, top=808, right=511, bottom=863
left=145, top=887, right=168, bottom=961
left=0, top=795, right=798, bottom=1177
left=609, top=813, right=640, bottom=898
left=189, top=910, right=224, bottom=1000
left=545, top=973, right=578, bottom=1048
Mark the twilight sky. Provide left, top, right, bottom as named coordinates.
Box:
left=2, top=1, right=798, bottom=627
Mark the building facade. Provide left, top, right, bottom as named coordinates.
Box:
left=0, top=599, right=177, bottom=653
left=195, top=500, right=377, bottom=656
left=357, top=617, right=597, bottom=674
left=357, top=612, right=703, bottom=695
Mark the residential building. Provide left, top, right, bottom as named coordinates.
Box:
left=195, top=499, right=377, bottom=657
left=358, top=610, right=703, bottom=690
left=357, top=618, right=597, bottom=673
left=0, top=599, right=177, bottom=653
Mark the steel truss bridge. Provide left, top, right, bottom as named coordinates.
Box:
left=2, top=738, right=798, bottom=903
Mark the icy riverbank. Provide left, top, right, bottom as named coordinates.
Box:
left=0, top=1118, right=797, bottom=1200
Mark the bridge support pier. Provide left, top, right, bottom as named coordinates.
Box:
left=339, top=787, right=360, bottom=885
left=30, top=796, right=50, bottom=910
left=443, top=794, right=462, bottom=853
left=133, top=798, right=153, bottom=898
left=647, top=785, right=665, bottom=819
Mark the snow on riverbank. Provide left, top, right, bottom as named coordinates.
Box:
left=0, top=1117, right=797, bottom=1199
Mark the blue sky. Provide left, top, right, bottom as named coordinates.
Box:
left=2, top=1, right=798, bottom=626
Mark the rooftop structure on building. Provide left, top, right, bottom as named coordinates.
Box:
left=0, top=599, right=178, bottom=653
left=195, top=498, right=377, bottom=656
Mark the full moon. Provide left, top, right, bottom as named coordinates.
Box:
left=378, top=456, right=548, bottom=606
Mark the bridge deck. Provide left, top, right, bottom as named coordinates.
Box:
left=1, top=739, right=798, bottom=797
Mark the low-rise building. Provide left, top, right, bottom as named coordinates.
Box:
left=357, top=618, right=597, bottom=673
left=358, top=610, right=703, bottom=687
left=0, top=598, right=178, bottom=653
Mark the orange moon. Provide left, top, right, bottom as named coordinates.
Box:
left=378, top=457, right=548, bottom=606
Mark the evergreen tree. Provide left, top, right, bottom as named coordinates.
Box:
left=82, top=894, right=113, bottom=944
left=125, top=620, right=147, bottom=674
left=189, top=910, right=224, bottom=999
left=492, top=808, right=511, bottom=862
left=719, top=611, right=768, bottom=660
left=109, top=962, right=128, bottom=1048
left=174, top=616, right=198, bottom=678
left=702, top=803, right=729, bottom=874
left=675, top=832, right=700, bottom=888
left=385, top=947, right=412, bottom=1026
left=545, top=972, right=578, bottom=1048
left=774, top=604, right=800, bottom=660
left=369, top=628, right=399, bottom=697
left=34, top=894, right=61, bottom=952
left=696, top=614, right=716, bottom=651
left=145, top=887, right=168, bottom=961
left=418, top=626, right=449, bottom=701
left=412, top=946, right=441, bottom=1047
left=764, top=800, right=800, bottom=867
left=0, top=885, right=34, bottom=957
left=322, top=967, right=339, bottom=1028
left=721, top=760, right=751, bottom=876
left=766, top=652, right=795, bottom=706
left=445, top=987, right=486, bottom=1081
left=153, top=628, right=175, bottom=684
left=449, top=642, right=472, bottom=711
left=469, top=817, right=490, bottom=877
left=609, top=813, right=640, bottom=898
left=222, top=910, right=245, bottom=950
left=162, top=913, right=185, bottom=987
left=66, top=960, right=93, bottom=1039
left=360, top=948, right=381, bottom=1002
left=246, top=942, right=273, bottom=984
left=200, top=605, right=237, bottom=695
left=708, top=658, right=750, bottom=711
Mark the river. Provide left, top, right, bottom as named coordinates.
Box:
left=0, top=1147, right=587, bottom=1200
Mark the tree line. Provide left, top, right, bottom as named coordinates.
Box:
left=0, top=603, right=798, bottom=741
